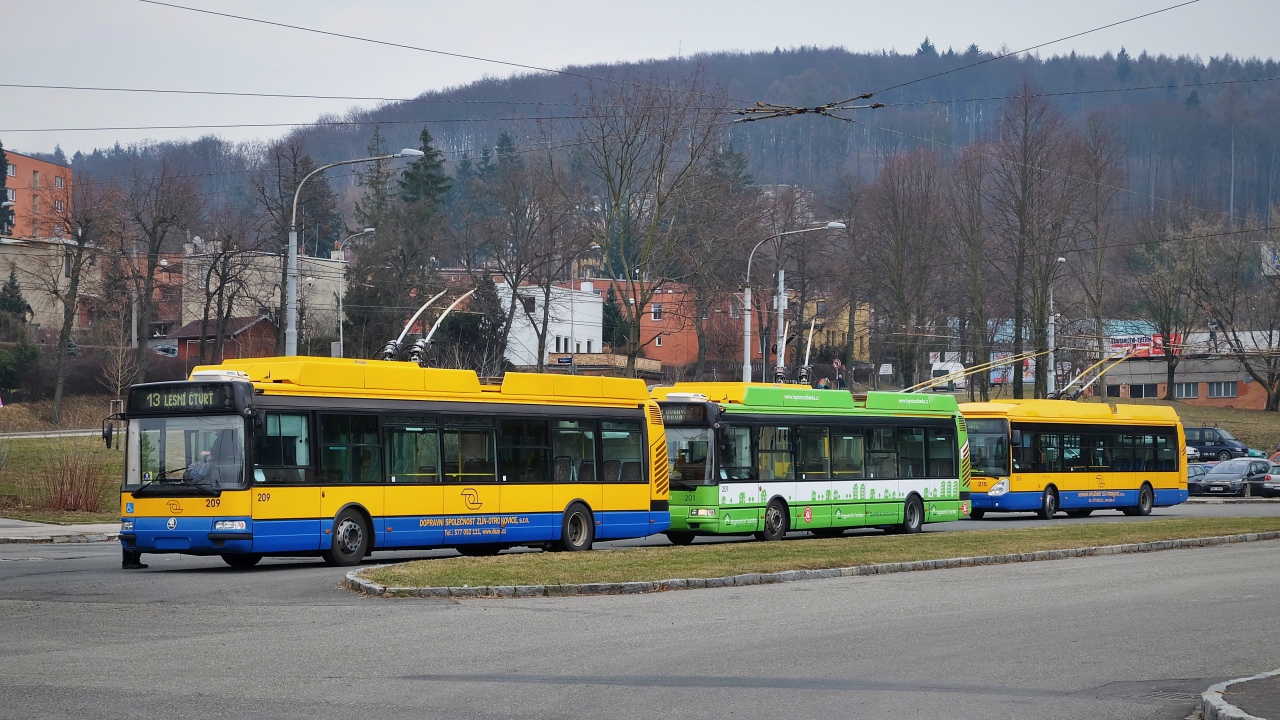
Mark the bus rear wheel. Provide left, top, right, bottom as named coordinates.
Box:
left=458, top=544, right=502, bottom=557
left=221, top=553, right=261, bottom=569
left=899, top=496, right=924, bottom=534
left=665, top=531, right=696, bottom=546
left=755, top=499, right=789, bottom=541
left=558, top=502, right=594, bottom=551
left=1123, top=484, right=1154, bottom=516
left=323, top=509, right=369, bottom=567
left=1037, top=488, right=1058, bottom=520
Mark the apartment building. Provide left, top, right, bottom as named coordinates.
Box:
left=3, top=150, right=71, bottom=239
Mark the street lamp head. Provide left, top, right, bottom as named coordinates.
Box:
left=1057, top=256, right=1067, bottom=263
left=394, top=148, right=426, bottom=158
left=0, top=201, right=13, bottom=208
left=825, top=221, right=847, bottom=230
left=362, top=227, right=375, bottom=235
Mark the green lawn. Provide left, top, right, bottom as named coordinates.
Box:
left=362, top=517, right=1280, bottom=589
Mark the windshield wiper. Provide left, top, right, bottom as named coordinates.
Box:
left=131, top=466, right=220, bottom=497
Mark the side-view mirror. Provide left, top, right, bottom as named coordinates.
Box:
left=1011, top=429, right=1022, bottom=445
left=254, top=408, right=267, bottom=431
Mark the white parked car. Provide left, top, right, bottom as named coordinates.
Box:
left=1186, top=446, right=1201, bottom=461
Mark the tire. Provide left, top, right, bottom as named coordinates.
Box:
left=221, top=553, right=262, bottom=569
left=1064, top=509, right=1093, bottom=518
left=1218, top=451, right=1232, bottom=461
left=900, top=495, right=924, bottom=534
left=322, top=508, right=370, bottom=567
left=1037, top=487, right=1058, bottom=520
left=1123, top=484, right=1155, bottom=516
left=557, top=502, right=594, bottom=551
left=457, top=544, right=502, bottom=557
left=969, top=509, right=986, bottom=520
left=665, top=531, right=696, bottom=546
left=756, top=499, right=789, bottom=541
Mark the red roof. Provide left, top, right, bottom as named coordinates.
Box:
left=169, top=316, right=273, bottom=340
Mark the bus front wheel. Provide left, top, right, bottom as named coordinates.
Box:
left=665, top=531, right=696, bottom=546
left=221, top=553, right=262, bottom=569
left=969, top=509, right=986, bottom=520
left=558, top=502, right=594, bottom=552
left=755, top=499, right=789, bottom=541
left=323, top=509, right=369, bottom=567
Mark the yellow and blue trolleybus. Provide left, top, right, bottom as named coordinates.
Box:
left=960, top=399, right=1187, bottom=518
left=110, top=357, right=670, bottom=567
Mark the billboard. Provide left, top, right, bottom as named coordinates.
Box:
left=1107, top=334, right=1182, bottom=358
left=989, top=352, right=1031, bottom=384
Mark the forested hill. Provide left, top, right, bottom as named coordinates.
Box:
left=58, top=42, right=1280, bottom=222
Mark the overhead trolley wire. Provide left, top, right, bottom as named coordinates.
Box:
left=137, top=0, right=750, bottom=106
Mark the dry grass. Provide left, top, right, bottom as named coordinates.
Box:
left=363, top=517, right=1280, bottom=589
left=0, top=396, right=115, bottom=432
left=0, top=436, right=123, bottom=522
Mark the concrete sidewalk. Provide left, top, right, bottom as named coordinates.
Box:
left=0, top=518, right=118, bottom=544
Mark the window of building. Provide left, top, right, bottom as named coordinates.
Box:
left=5, top=164, right=13, bottom=177
left=586, top=340, right=592, bottom=353
left=651, top=303, right=663, bottom=321
left=4, top=189, right=13, bottom=202
left=31, top=196, right=39, bottom=215
left=1173, top=382, right=1198, bottom=399
left=31, top=171, right=39, bottom=189
left=1208, top=381, right=1238, bottom=398
left=655, top=336, right=663, bottom=347
left=55, top=176, right=65, bottom=189
left=1106, top=385, right=1121, bottom=397
left=729, top=298, right=741, bottom=319
left=815, top=300, right=827, bottom=316
left=697, top=302, right=709, bottom=320
left=554, top=336, right=561, bottom=353
left=519, top=295, right=535, bottom=314
left=64, top=254, right=73, bottom=279
left=55, top=200, right=64, bottom=213
left=1128, top=383, right=1159, bottom=399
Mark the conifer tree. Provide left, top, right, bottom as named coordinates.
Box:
left=398, top=127, right=451, bottom=206
left=0, top=140, right=12, bottom=233
left=354, top=127, right=394, bottom=230
left=0, top=269, right=28, bottom=318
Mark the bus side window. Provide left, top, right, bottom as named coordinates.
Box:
left=254, top=413, right=311, bottom=483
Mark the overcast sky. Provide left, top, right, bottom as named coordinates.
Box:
left=3, top=0, right=1275, bottom=156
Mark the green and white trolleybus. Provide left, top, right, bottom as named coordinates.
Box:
left=651, top=383, right=970, bottom=544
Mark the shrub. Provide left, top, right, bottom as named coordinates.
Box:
left=27, top=447, right=109, bottom=512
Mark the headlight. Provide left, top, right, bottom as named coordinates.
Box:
left=987, top=479, right=1010, bottom=497
left=213, top=520, right=247, bottom=531
left=120, top=520, right=134, bottom=531
left=689, top=508, right=717, bottom=517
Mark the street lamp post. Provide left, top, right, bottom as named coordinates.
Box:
left=334, top=228, right=375, bottom=358
left=286, top=151, right=422, bottom=356
left=742, top=222, right=846, bottom=382
left=1047, top=256, right=1067, bottom=396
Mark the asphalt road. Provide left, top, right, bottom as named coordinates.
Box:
left=1, top=504, right=1276, bottom=720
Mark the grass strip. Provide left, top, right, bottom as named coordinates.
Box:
left=363, top=517, right=1280, bottom=589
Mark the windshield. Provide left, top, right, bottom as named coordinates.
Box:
left=1206, top=459, right=1250, bottom=476
left=125, top=415, right=247, bottom=490
left=966, top=418, right=1011, bottom=477
left=1216, top=428, right=1238, bottom=441
left=667, top=427, right=714, bottom=487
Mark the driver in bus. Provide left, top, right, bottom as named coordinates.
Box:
left=184, top=449, right=219, bottom=485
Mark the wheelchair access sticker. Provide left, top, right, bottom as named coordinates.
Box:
left=126, top=503, right=134, bottom=514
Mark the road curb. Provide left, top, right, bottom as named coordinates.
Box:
left=344, top=530, right=1280, bottom=599
left=1203, top=668, right=1280, bottom=720
left=0, top=532, right=118, bottom=544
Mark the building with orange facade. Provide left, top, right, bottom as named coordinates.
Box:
left=3, top=150, right=71, bottom=240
